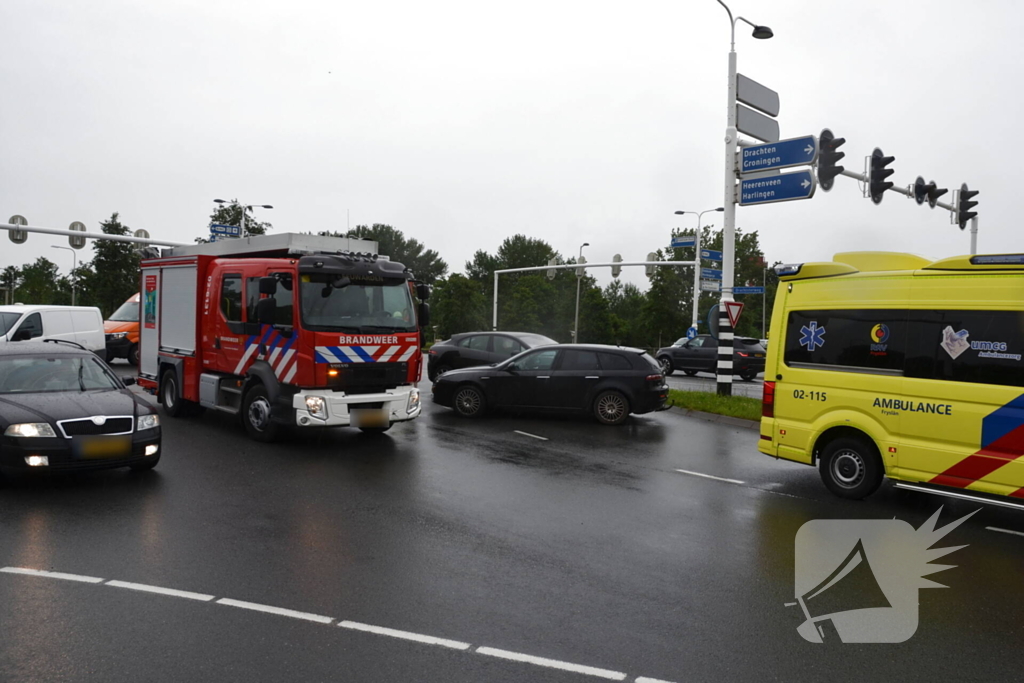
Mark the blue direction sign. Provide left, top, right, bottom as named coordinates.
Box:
left=740, top=135, right=817, bottom=174
left=686, top=326, right=698, bottom=340
left=740, top=169, right=817, bottom=206
left=210, top=223, right=241, bottom=237
left=701, top=267, right=723, bottom=280
left=733, top=286, right=765, bottom=294
left=700, top=248, right=723, bottom=262
left=670, top=235, right=696, bottom=248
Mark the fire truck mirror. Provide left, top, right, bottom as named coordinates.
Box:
left=259, top=277, right=278, bottom=295
left=257, top=298, right=277, bottom=325
left=418, top=302, right=431, bottom=328
left=416, top=283, right=431, bottom=301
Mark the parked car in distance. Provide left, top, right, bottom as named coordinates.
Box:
left=656, top=334, right=766, bottom=381
left=104, top=293, right=141, bottom=365
left=0, top=340, right=161, bottom=476
left=428, top=331, right=557, bottom=381
left=0, top=305, right=106, bottom=359
left=432, top=343, right=668, bottom=425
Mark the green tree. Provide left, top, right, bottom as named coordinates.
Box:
left=344, top=224, right=448, bottom=283
left=640, top=249, right=688, bottom=350
left=699, top=228, right=769, bottom=338
left=431, top=274, right=488, bottom=338
left=81, top=213, right=143, bottom=316
left=18, top=258, right=62, bottom=304
left=1, top=266, right=21, bottom=305
left=604, top=280, right=647, bottom=347
left=202, top=200, right=274, bottom=242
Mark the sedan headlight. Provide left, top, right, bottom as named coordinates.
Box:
left=305, top=396, right=326, bottom=418
left=5, top=423, right=57, bottom=438
left=137, top=414, right=160, bottom=430
left=406, top=388, right=421, bottom=414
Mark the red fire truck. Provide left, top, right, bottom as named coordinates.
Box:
left=137, top=234, right=429, bottom=441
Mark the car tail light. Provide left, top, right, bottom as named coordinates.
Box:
left=429, top=348, right=438, bottom=355
left=737, top=351, right=749, bottom=357
left=646, top=374, right=663, bottom=382
left=762, top=380, right=775, bottom=418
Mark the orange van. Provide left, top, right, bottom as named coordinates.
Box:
left=104, top=292, right=140, bottom=365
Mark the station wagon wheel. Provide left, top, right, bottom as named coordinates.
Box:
left=819, top=436, right=884, bottom=500
left=593, top=390, right=629, bottom=426
left=453, top=385, right=485, bottom=418
left=658, top=356, right=674, bottom=376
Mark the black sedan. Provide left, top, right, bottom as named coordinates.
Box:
left=432, top=344, right=668, bottom=425
left=0, top=341, right=161, bottom=476
left=428, top=331, right=556, bottom=381
left=655, top=334, right=766, bottom=381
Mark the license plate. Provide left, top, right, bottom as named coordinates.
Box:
left=78, top=436, right=131, bottom=459
left=351, top=408, right=390, bottom=428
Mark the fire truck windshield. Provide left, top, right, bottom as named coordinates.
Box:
left=300, top=274, right=417, bottom=332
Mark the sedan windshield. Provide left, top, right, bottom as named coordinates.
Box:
left=0, top=356, right=121, bottom=394
left=107, top=298, right=139, bottom=322
left=300, top=274, right=417, bottom=333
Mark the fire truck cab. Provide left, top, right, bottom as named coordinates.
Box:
left=137, top=234, right=429, bottom=441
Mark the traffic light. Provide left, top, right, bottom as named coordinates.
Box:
left=546, top=257, right=557, bottom=280
left=645, top=252, right=657, bottom=276
left=611, top=254, right=623, bottom=278
left=914, top=177, right=949, bottom=208
left=817, top=129, right=845, bottom=192
left=869, top=148, right=895, bottom=204
left=957, top=183, right=979, bottom=230
left=927, top=180, right=947, bottom=209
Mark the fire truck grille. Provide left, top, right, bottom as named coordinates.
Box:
left=330, top=362, right=408, bottom=394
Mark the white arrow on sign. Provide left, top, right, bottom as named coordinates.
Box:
left=804, top=145, right=814, bottom=155
left=801, top=179, right=811, bottom=189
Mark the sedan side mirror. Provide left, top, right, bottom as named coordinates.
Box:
left=505, top=362, right=518, bottom=372
left=121, top=376, right=136, bottom=386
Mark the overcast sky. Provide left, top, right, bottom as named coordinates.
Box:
left=2, top=0, right=1019, bottom=292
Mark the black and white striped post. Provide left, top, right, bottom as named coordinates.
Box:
left=716, top=301, right=734, bottom=395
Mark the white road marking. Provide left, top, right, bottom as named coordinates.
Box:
left=513, top=430, right=549, bottom=441
left=475, top=647, right=627, bottom=680
left=986, top=526, right=1024, bottom=537
left=675, top=469, right=745, bottom=485
left=216, top=597, right=334, bottom=624
left=106, top=580, right=215, bottom=601
left=0, top=567, right=104, bottom=583
left=0, top=566, right=674, bottom=682
left=339, top=620, right=471, bottom=650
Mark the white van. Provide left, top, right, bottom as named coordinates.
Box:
left=0, top=305, right=107, bottom=358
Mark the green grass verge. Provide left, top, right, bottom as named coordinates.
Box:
left=667, top=389, right=762, bottom=422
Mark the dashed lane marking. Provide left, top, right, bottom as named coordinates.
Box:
left=216, top=597, right=334, bottom=624
left=986, top=526, right=1024, bottom=537
left=106, top=580, right=215, bottom=602
left=0, top=567, right=104, bottom=583
left=514, top=430, right=549, bottom=441
left=1, top=566, right=677, bottom=682
left=475, top=647, right=626, bottom=680
left=339, top=620, right=471, bottom=650
left=675, top=469, right=745, bottom=485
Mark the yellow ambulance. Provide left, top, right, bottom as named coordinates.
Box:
left=759, top=251, right=1024, bottom=505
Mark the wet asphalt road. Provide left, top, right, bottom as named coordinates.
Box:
left=1, top=366, right=1023, bottom=682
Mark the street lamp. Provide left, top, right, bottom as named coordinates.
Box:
left=573, top=242, right=589, bottom=343
left=51, top=245, right=78, bottom=306
left=715, top=0, right=772, bottom=396
left=213, top=199, right=274, bottom=238
left=674, top=207, right=724, bottom=337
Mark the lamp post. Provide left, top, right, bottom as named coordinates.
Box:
left=51, top=245, right=78, bottom=306
left=674, top=207, right=724, bottom=337
left=573, top=242, right=589, bottom=343
left=213, top=199, right=274, bottom=238
left=715, top=0, right=772, bottom=396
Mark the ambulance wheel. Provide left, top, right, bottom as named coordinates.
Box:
left=242, top=383, right=280, bottom=442
left=128, top=344, right=140, bottom=367
left=658, top=356, right=674, bottom=376
left=161, top=369, right=186, bottom=418
left=819, top=436, right=883, bottom=500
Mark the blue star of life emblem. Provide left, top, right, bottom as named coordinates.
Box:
left=799, top=321, right=826, bottom=352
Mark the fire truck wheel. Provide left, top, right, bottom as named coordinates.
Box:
left=243, top=383, right=280, bottom=442
left=128, top=344, right=140, bottom=367
left=453, top=385, right=486, bottom=418
left=819, top=436, right=884, bottom=500
left=161, top=369, right=187, bottom=418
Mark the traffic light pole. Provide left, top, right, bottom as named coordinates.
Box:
left=1, top=222, right=186, bottom=247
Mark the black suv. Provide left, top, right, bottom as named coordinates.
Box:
left=428, top=331, right=556, bottom=381
left=655, top=334, right=766, bottom=381
left=432, top=344, right=669, bottom=425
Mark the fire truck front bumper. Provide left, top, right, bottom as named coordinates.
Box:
left=292, top=386, right=422, bottom=428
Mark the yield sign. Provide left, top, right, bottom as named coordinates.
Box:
left=725, top=301, right=744, bottom=329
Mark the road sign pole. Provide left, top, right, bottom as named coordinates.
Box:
left=692, top=222, right=701, bottom=334
left=718, top=47, right=738, bottom=396
left=970, top=215, right=979, bottom=255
